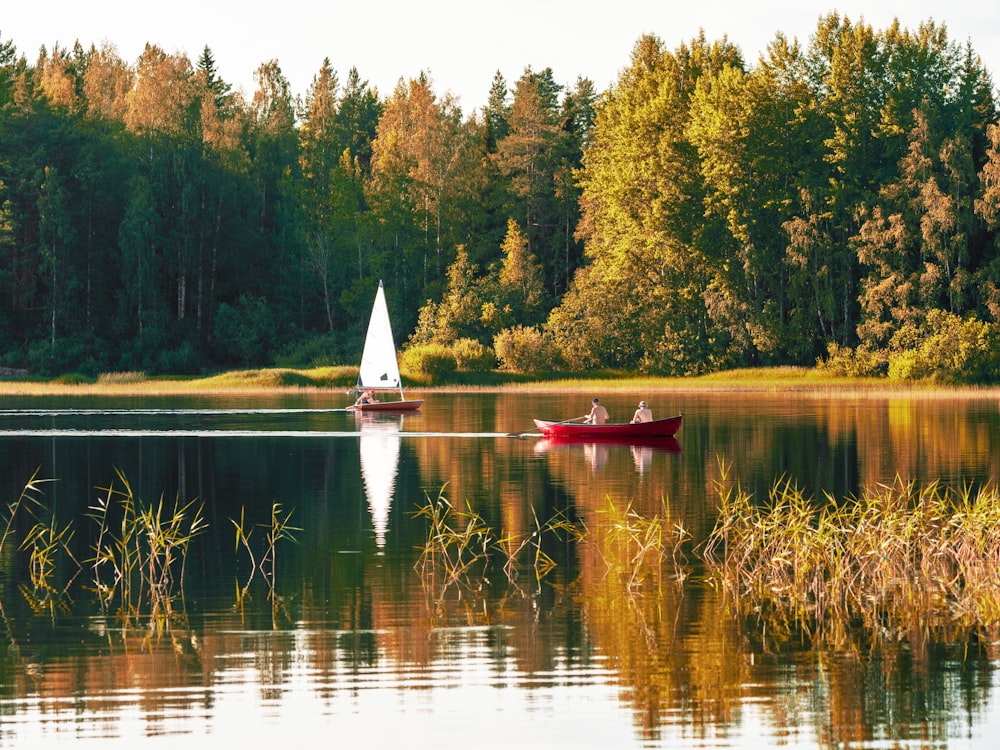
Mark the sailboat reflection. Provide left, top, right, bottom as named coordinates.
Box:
left=357, top=413, right=403, bottom=548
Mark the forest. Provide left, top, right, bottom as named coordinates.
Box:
left=1, top=13, right=1000, bottom=382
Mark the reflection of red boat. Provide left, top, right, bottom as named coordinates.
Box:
left=533, top=414, right=682, bottom=439
left=535, top=435, right=681, bottom=453
left=349, top=399, right=423, bottom=412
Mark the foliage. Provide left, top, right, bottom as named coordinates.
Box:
left=493, top=325, right=558, bottom=373
left=399, top=342, right=457, bottom=381
left=213, top=294, right=277, bottom=366
left=449, top=337, right=496, bottom=372
left=0, top=18, right=998, bottom=381
left=816, top=342, right=888, bottom=377
left=886, top=310, right=1000, bottom=383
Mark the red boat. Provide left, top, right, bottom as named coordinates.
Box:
left=532, top=414, right=682, bottom=439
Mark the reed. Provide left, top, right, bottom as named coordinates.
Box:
left=592, top=497, right=691, bottom=592
left=97, top=371, right=147, bottom=384
left=0, top=468, right=50, bottom=556
left=21, top=514, right=80, bottom=610
left=86, top=468, right=207, bottom=626
left=231, top=506, right=257, bottom=602
left=259, top=502, right=300, bottom=595
left=413, top=489, right=493, bottom=592
left=701, top=474, right=1000, bottom=647
left=497, top=507, right=583, bottom=585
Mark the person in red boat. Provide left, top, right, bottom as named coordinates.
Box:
left=631, top=400, right=652, bottom=424
left=585, top=397, right=610, bottom=425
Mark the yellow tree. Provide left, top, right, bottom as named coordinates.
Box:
left=124, top=43, right=194, bottom=136
left=368, top=73, right=469, bottom=291
left=81, top=42, right=133, bottom=122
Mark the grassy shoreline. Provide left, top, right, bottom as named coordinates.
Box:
left=0, top=365, right=998, bottom=397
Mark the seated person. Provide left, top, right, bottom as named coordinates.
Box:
left=355, top=389, right=378, bottom=406
left=586, top=397, right=610, bottom=424
left=631, top=400, right=652, bottom=424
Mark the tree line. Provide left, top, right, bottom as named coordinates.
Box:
left=1, top=14, right=999, bottom=381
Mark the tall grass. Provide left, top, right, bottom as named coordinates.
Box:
left=86, top=468, right=207, bottom=628
left=701, top=471, right=1000, bottom=648
left=413, top=488, right=582, bottom=598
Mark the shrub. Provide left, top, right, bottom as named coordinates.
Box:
left=493, top=325, right=555, bottom=373
left=400, top=343, right=457, bottom=382
left=887, top=311, right=1000, bottom=384
left=450, top=338, right=496, bottom=372
left=816, top=342, right=887, bottom=377
left=26, top=332, right=110, bottom=377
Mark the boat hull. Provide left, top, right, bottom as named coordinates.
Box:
left=533, top=414, right=682, bottom=438
left=350, top=400, right=423, bottom=412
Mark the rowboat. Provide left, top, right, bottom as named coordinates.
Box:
left=532, top=414, right=682, bottom=439
left=349, top=280, right=423, bottom=412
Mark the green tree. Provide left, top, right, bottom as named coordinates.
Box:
left=37, top=165, right=75, bottom=346
left=494, top=217, right=545, bottom=326
left=367, top=72, right=469, bottom=307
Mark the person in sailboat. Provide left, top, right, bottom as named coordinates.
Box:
left=355, top=389, right=379, bottom=406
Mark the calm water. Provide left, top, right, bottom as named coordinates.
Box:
left=1, top=389, right=999, bottom=749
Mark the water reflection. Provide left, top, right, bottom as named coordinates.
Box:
left=357, top=412, right=402, bottom=548
left=0, top=390, right=998, bottom=748
left=534, top=436, right=681, bottom=475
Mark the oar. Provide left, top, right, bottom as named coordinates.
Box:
left=507, top=415, right=588, bottom=438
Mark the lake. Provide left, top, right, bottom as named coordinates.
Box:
left=0, top=388, right=999, bottom=749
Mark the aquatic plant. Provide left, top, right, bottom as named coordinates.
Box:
left=700, top=472, right=1000, bottom=648
left=0, top=468, right=49, bottom=557
left=592, top=496, right=691, bottom=592
left=86, top=468, right=207, bottom=627
left=413, top=488, right=494, bottom=592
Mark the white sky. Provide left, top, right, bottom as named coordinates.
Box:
left=2, top=1, right=998, bottom=114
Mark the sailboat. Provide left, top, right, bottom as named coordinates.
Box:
left=350, top=280, right=423, bottom=411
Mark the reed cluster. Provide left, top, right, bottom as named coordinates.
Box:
left=1, top=468, right=303, bottom=634
left=87, top=469, right=207, bottom=627
left=701, top=473, right=1000, bottom=647
left=231, top=502, right=301, bottom=605
left=413, top=489, right=581, bottom=596
left=591, top=497, right=691, bottom=591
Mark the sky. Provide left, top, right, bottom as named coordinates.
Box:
left=2, top=1, right=998, bottom=114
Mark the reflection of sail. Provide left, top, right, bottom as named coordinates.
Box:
left=359, top=417, right=402, bottom=547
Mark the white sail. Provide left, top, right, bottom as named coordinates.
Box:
left=359, top=418, right=401, bottom=548
left=358, top=280, right=402, bottom=394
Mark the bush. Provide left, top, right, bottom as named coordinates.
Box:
left=493, top=325, right=556, bottom=373
left=157, top=341, right=201, bottom=375
left=399, top=343, right=457, bottom=382
left=450, top=338, right=496, bottom=372
left=274, top=333, right=358, bottom=368
left=816, top=342, right=887, bottom=377
left=26, top=332, right=110, bottom=377
left=213, top=295, right=276, bottom=367
left=887, top=311, right=1000, bottom=384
